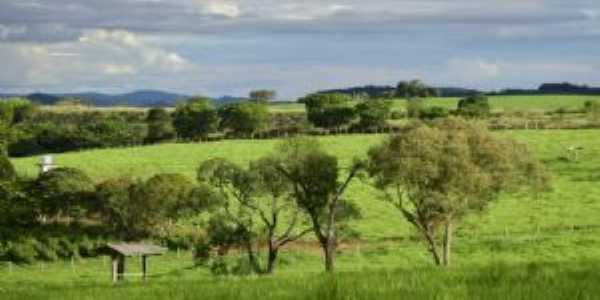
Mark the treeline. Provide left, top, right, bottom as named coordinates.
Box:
left=321, top=82, right=600, bottom=98
left=0, top=118, right=551, bottom=273
left=494, top=82, right=600, bottom=96
left=2, top=81, right=600, bottom=157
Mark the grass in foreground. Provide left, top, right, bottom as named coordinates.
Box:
left=2, top=260, right=599, bottom=300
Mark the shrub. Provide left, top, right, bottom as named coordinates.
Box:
left=5, top=239, right=39, bottom=264
left=420, top=106, right=450, bottom=119
left=457, top=94, right=490, bottom=118
left=355, top=100, right=392, bottom=129
left=33, top=168, right=95, bottom=222
left=0, top=152, right=16, bottom=181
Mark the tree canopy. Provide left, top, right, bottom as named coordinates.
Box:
left=173, top=97, right=219, bottom=140
left=300, top=93, right=356, bottom=130
left=396, top=80, right=438, bottom=99
left=218, top=101, right=270, bottom=137
left=367, top=118, right=551, bottom=266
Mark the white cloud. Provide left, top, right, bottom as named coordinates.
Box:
left=101, top=64, right=138, bottom=75
left=196, top=1, right=241, bottom=18
left=78, top=29, right=189, bottom=71
left=0, top=29, right=194, bottom=90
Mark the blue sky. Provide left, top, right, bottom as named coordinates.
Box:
left=0, top=0, right=598, bottom=99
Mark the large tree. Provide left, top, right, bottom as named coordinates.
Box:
left=218, top=102, right=270, bottom=138
left=197, top=157, right=311, bottom=274
left=145, top=108, right=176, bottom=144
left=395, top=79, right=438, bottom=99
left=300, top=93, right=356, bottom=131
left=96, top=174, right=201, bottom=240
left=173, top=97, right=219, bottom=140
left=367, top=118, right=551, bottom=266
left=273, top=138, right=363, bottom=272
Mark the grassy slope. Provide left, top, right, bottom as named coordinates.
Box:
left=7, top=130, right=600, bottom=298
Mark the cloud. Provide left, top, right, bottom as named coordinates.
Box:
left=197, top=1, right=242, bottom=18
left=0, top=29, right=193, bottom=91
left=101, top=64, right=138, bottom=75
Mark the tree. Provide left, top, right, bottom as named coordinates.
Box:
left=95, top=178, right=138, bottom=239
left=457, top=94, right=490, bottom=118
left=218, top=102, right=270, bottom=137
left=0, top=152, right=16, bottom=182
left=0, top=98, right=37, bottom=125
left=249, top=90, right=277, bottom=102
left=96, top=174, right=200, bottom=240
left=396, top=80, right=438, bottom=99
left=145, top=108, right=176, bottom=144
left=173, top=97, right=219, bottom=140
left=33, top=168, right=96, bottom=223
left=367, top=118, right=551, bottom=266
left=300, top=93, right=356, bottom=130
left=273, top=138, right=363, bottom=272
left=197, top=157, right=311, bottom=274
left=0, top=154, right=35, bottom=226
left=355, top=99, right=392, bottom=129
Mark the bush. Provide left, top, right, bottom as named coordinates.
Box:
left=406, top=99, right=424, bottom=118
left=457, top=94, right=490, bottom=118
left=5, top=239, right=39, bottom=264
left=33, top=168, right=95, bottom=222
left=419, top=106, right=450, bottom=119
left=0, top=152, right=16, bottom=181
left=355, top=100, right=392, bottom=129
left=35, top=238, right=59, bottom=262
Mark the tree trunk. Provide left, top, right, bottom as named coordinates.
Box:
left=442, top=221, right=452, bottom=267
left=323, top=239, right=336, bottom=273
left=244, top=241, right=262, bottom=274
left=266, top=241, right=279, bottom=274
left=423, top=230, right=442, bottom=266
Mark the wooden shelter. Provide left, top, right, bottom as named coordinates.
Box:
left=105, top=243, right=166, bottom=283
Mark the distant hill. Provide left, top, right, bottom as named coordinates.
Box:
left=0, top=90, right=190, bottom=107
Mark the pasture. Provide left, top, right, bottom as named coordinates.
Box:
left=6, top=130, right=600, bottom=298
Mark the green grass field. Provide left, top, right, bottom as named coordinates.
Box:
left=7, top=130, right=600, bottom=298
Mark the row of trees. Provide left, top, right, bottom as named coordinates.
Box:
left=2, top=117, right=550, bottom=271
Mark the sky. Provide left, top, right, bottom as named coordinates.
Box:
left=0, top=0, right=599, bottom=99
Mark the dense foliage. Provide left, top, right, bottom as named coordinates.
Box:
left=173, top=97, right=219, bottom=140
left=301, top=93, right=356, bottom=130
